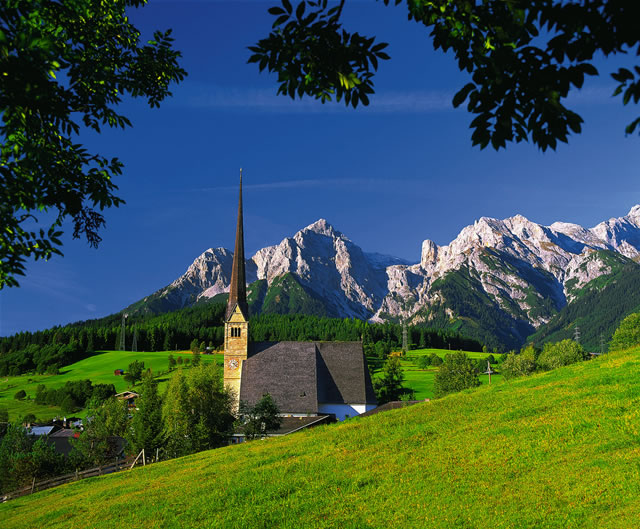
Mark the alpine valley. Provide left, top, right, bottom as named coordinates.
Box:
left=125, top=205, right=640, bottom=351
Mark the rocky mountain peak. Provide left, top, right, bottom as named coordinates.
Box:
left=627, top=204, right=640, bottom=224
left=420, top=239, right=438, bottom=269
left=300, top=218, right=341, bottom=238
left=129, top=205, right=640, bottom=350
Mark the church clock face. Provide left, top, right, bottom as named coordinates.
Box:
left=228, top=358, right=239, bottom=370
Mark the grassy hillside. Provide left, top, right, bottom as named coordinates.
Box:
left=0, top=351, right=221, bottom=422
left=400, top=348, right=502, bottom=399
left=4, top=347, right=639, bottom=528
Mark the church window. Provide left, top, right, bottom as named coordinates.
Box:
left=231, top=327, right=241, bottom=338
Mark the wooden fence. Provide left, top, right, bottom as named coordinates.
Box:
left=1, top=455, right=140, bottom=503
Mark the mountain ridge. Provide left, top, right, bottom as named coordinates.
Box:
left=124, top=205, right=640, bottom=350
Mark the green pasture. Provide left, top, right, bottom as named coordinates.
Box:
left=0, top=351, right=222, bottom=422
left=3, top=347, right=639, bottom=529
left=371, top=348, right=503, bottom=400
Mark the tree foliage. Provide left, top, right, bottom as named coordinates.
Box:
left=0, top=0, right=186, bottom=288
left=126, top=371, right=163, bottom=455
left=537, top=339, right=587, bottom=371
left=433, top=351, right=481, bottom=398
left=374, top=356, right=407, bottom=404
left=71, top=396, right=129, bottom=468
left=124, top=360, right=145, bottom=387
left=237, top=394, right=283, bottom=441
left=609, top=312, right=640, bottom=352
left=0, top=423, right=66, bottom=494
left=254, top=0, right=640, bottom=151
left=162, top=363, right=234, bottom=456
left=0, top=304, right=481, bottom=377
left=501, top=344, right=538, bottom=380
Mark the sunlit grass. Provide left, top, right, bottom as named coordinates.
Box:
left=0, top=351, right=222, bottom=422
left=3, top=348, right=638, bottom=528
left=372, top=348, right=502, bottom=399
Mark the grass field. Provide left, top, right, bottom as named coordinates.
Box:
left=0, top=351, right=222, bottom=422
left=373, top=348, right=503, bottom=400
left=2, top=347, right=495, bottom=421
left=2, top=346, right=639, bottom=528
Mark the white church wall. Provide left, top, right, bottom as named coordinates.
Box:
left=318, top=403, right=377, bottom=421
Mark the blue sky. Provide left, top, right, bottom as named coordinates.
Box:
left=2, top=0, right=639, bottom=336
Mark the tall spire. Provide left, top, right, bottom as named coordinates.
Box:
left=226, top=168, right=248, bottom=321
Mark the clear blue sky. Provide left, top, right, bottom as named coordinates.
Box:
left=2, top=0, right=639, bottom=336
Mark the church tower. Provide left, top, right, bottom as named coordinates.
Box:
left=224, top=169, right=249, bottom=407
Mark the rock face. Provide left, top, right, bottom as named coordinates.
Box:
left=128, top=206, right=640, bottom=348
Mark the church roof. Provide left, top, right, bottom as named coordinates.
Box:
left=239, top=341, right=377, bottom=414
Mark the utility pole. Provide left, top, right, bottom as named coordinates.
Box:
left=131, top=326, right=138, bottom=352
left=402, top=322, right=408, bottom=354
left=119, top=314, right=127, bottom=351
left=484, top=361, right=495, bottom=384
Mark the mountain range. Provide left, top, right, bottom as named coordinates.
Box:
left=125, top=205, right=640, bottom=351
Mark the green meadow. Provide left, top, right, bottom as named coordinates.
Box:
left=374, top=348, right=503, bottom=400
left=0, top=351, right=222, bottom=422
left=3, top=346, right=639, bottom=528
left=1, top=347, right=492, bottom=421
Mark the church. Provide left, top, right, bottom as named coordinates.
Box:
left=223, top=172, right=377, bottom=422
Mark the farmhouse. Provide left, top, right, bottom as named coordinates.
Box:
left=115, top=391, right=139, bottom=409
left=223, top=172, right=377, bottom=421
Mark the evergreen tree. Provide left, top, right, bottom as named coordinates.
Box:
left=126, top=371, right=163, bottom=456
left=374, top=356, right=405, bottom=405
left=162, top=370, right=192, bottom=458
left=86, top=330, right=95, bottom=353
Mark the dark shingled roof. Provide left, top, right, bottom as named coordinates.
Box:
left=316, top=342, right=377, bottom=404
left=241, top=342, right=319, bottom=414
left=239, top=341, right=377, bottom=414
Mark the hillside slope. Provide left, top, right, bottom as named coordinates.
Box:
left=3, top=348, right=640, bottom=528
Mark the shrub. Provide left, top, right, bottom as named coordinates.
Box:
left=14, top=389, right=26, bottom=400
left=537, top=339, right=587, bottom=371
left=415, top=356, right=430, bottom=369
left=22, top=413, right=36, bottom=424
left=609, top=312, right=640, bottom=352
left=429, top=353, right=443, bottom=366
left=433, top=352, right=481, bottom=398
left=501, top=345, right=537, bottom=380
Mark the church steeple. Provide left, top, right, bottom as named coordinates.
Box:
left=226, top=168, right=248, bottom=321
left=224, top=169, right=249, bottom=409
